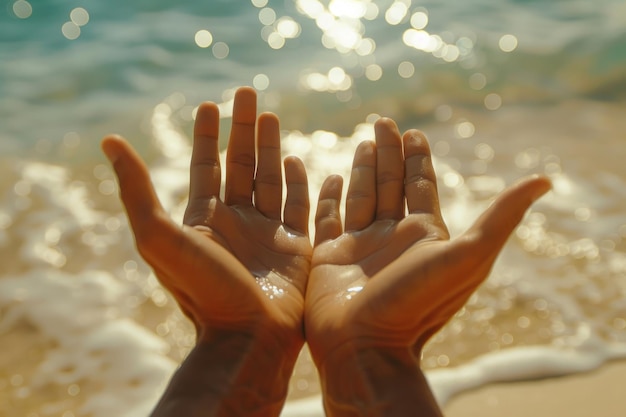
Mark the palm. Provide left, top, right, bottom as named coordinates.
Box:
left=182, top=203, right=312, bottom=327
left=104, top=87, right=311, bottom=341
left=306, top=119, right=551, bottom=362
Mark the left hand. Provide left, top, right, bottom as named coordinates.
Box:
left=305, top=118, right=552, bottom=367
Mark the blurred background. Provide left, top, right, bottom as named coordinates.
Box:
left=1, top=1, right=626, bottom=416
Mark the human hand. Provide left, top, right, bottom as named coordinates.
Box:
left=305, top=118, right=550, bottom=416
left=102, top=87, right=311, bottom=416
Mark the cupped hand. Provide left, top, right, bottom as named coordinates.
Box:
left=305, top=117, right=551, bottom=364
left=102, top=87, right=312, bottom=351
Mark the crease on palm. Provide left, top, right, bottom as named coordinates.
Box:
left=189, top=205, right=309, bottom=292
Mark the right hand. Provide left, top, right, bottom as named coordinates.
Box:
left=103, top=87, right=312, bottom=353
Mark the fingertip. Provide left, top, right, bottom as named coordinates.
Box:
left=258, top=111, right=279, bottom=124
left=284, top=155, right=306, bottom=174
left=102, top=133, right=125, bottom=143
left=234, top=86, right=256, bottom=105
left=527, top=174, right=552, bottom=201
left=284, top=156, right=309, bottom=193
left=232, top=86, right=257, bottom=124
left=319, top=174, right=344, bottom=198
left=469, top=174, right=553, bottom=251
left=236, top=85, right=256, bottom=95
left=196, top=101, right=219, bottom=119
left=355, top=140, right=376, bottom=157
left=101, top=134, right=124, bottom=147
left=257, top=112, right=280, bottom=138
left=402, top=129, right=428, bottom=146
left=507, top=174, right=553, bottom=206
left=403, top=132, right=434, bottom=162
left=101, top=134, right=126, bottom=164
left=314, top=175, right=344, bottom=246
left=284, top=156, right=310, bottom=235
left=374, top=116, right=399, bottom=132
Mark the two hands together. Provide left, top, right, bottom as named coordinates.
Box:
left=101, top=87, right=551, bottom=417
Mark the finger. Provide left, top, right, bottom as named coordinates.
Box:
left=189, top=102, right=221, bottom=203
left=101, top=135, right=185, bottom=264
left=403, top=130, right=444, bottom=223
left=102, top=135, right=166, bottom=235
left=374, top=118, right=405, bottom=220
left=225, top=86, right=257, bottom=206
left=284, top=156, right=310, bottom=235
left=314, top=175, right=344, bottom=246
left=465, top=174, right=552, bottom=251
left=254, top=112, right=283, bottom=220
left=345, top=141, right=377, bottom=232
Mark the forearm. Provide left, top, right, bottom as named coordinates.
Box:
left=151, top=329, right=301, bottom=417
left=317, top=343, right=443, bottom=417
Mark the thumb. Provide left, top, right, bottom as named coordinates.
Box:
left=466, top=174, right=551, bottom=252
left=101, top=135, right=167, bottom=246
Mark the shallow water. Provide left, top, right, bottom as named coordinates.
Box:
left=1, top=1, right=626, bottom=416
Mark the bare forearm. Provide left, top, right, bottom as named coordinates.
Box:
left=151, top=329, right=301, bottom=417
left=317, top=343, right=443, bottom=417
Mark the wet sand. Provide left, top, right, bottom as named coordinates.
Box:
left=445, top=360, right=626, bottom=417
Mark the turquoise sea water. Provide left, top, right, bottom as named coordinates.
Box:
left=1, top=1, right=626, bottom=416
left=2, top=0, right=625, bottom=149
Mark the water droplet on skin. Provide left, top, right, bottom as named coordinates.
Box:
left=255, top=276, right=286, bottom=299
left=343, top=285, right=364, bottom=301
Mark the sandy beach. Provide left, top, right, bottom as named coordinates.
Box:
left=2, top=2, right=625, bottom=416
left=445, top=360, right=626, bottom=417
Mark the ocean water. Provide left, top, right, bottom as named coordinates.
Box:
left=1, top=0, right=626, bottom=415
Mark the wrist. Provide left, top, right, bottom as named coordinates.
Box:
left=317, top=341, right=442, bottom=417
left=152, top=326, right=302, bottom=417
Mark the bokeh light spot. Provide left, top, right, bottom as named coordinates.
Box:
left=484, top=93, right=502, bottom=110
left=268, top=32, right=286, bottom=49
left=364, top=2, right=379, bottom=20
left=259, top=7, right=277, bottom=25
left=253, top=73, right=270, bottom=91
left=469, top=73, right=487, bottom=90
left=398, top=61, right=415, bottom=78
left=442, top=45, right=460, bottom=62
left=385, top=1, right=408, bottom=25
left=365, top=64, right=382, bottom=81
left=13, top=0, right=32, bottom=19
left=474, top=143, right=495, bottom=160
left=70, top=7, right=89, bottom=26
left=329, top=0, right=368, bottom=19
left=304, top=72, right=328, bottom=91
left=326, top=67, right=342, bottom=84
left=194, top=30, right=213, bottom=48
left=455, top=120, right=475, bottom=138
left=277, top=17, right=301, bottom=38
left=62, top=22, right=81, bottom=40
left=499, top=34, right=518, bottom=52
left=410, top=11, right=428, bottom=29
left=212, top=42, right=229, bottom=59
left=356, top=38, right=375, bottom=56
